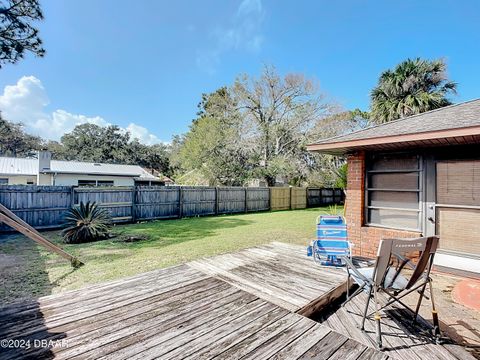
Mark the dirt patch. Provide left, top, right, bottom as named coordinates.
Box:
left=0, top=235, right=53, bottom=304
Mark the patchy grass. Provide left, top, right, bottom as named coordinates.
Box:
left=0, top=207, right=340, bottom=303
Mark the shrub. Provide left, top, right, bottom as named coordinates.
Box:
left=62, top=201, right=112, bottom=244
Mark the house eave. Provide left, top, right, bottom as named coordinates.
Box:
left=306, top=124, right=480, bottom=155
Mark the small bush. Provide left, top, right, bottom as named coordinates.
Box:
left=62, top=202, right=112, bottom=244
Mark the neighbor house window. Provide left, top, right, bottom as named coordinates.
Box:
left=97, top=180, right=114, bottom=186
left=0, top=178, right=8, bottom=185
left=78, top=180, right=114, bottom=187
left=365, top=154, right=422, bottom=231
left=78, top=180, right=97, bottom=187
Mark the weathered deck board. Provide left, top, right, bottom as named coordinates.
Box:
left=0, top=242, right=474, bottom=360
left=189, top=242, right=349, bottom=316
left=321, top=291, right=476, bottom=360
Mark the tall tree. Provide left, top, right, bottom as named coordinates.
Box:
left=57, top=123, right=171, bottom=175
left=233, top=65, right=332, bottom=186
left=0, top=0, right=45, bottom=68
left=370, top=58, right=457, bottom=123
left=0, top=113, right=41, bottom=156
left=306, top=109, right=370, bottom=187
left=59, top=123, right=131, bottom=163
left=172, top=88, right=251, bottom=186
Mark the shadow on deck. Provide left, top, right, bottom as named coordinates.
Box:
left=0, top=242, right=476, bottom=360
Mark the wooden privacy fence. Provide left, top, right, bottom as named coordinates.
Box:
left=0, top=185, right=343, bottom=231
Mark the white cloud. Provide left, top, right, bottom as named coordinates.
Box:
left=0, top=76, right=163, bottom=145
left=196, top=0, right=265, bottom=73
left=125, top=123, right=162, bottom=145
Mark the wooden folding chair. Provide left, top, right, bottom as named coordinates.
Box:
left=342, top=236, right=440, bottom=350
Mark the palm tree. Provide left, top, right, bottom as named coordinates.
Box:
left=370, top=58, right=457, bottom=123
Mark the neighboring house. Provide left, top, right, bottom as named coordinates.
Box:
left=142, top=168, right=175, bottom=186
left=307, top=98, right=480, bottom=274
left=0, top=151, right=163, bottom=186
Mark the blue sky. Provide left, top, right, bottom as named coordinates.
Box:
left=0, top=0, right=479, bottom=143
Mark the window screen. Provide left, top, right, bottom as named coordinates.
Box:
left=366, top=154, right=422, bottom=231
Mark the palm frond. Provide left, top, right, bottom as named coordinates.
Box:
left=370, top=58, right=456, bottom=123
left=62, top=201, right=112, bottom=244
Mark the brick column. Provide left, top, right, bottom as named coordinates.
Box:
left=345, top=151, right=365, bottom=256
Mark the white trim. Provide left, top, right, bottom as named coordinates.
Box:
left=434, top=252, right=480, bottom=274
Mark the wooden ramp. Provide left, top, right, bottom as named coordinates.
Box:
left=189, top=241, right=348, bottom=317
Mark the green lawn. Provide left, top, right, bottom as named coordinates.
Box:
left=0, top=207, right=340, bottom=303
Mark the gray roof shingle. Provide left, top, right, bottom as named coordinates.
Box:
left=311, top=98, right=480, bottom=145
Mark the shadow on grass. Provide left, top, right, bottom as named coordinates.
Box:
left=0, top=234, right=54, bottom=302
left=0, top=233, right=68, bottom=359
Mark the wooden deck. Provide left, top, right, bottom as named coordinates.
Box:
left=320, top=292, right=477, bottom=360
left=189, top=242, right=348, bottom=316
left=0, top=242, right=474, bottom=359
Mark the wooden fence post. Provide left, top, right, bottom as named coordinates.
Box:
left=70, top=186, right=75, bottom=208
left=131, top=186, right=136, bottom=223
left=244, top=187, right=248, bottom=213
left=289, top=187, right=292, bottom=210
left=215, top=187, right=219, bottom=215
left=178, top=187, right=183, bottom=218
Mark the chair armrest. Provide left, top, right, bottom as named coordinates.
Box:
left=341, top=256, right=371, bottom=284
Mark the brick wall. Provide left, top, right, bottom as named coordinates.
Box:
left=346, top=151, right=421, bottom=258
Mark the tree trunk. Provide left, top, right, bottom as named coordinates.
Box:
left=265, top=175, right=276, bottom=187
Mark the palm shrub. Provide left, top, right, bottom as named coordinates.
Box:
left=370, top=58, right=457, bottom=123
left=62, top=201, right=112, bottom=244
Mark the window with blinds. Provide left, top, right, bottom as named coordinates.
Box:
left=436, top=160, right=480, bottom=256
left=436, top=161, right=480, bottom=206
left=365, top=154, right=422, bottom=231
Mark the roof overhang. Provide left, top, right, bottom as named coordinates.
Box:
left=307, top=125, right=480, bottom=155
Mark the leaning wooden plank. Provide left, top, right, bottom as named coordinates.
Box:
left=0, top=208, right=82, bottom=267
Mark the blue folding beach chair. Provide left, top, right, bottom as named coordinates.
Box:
left=307, top=215, right=352, bottom=266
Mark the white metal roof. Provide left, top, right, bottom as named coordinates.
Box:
left=0, top=157, right=157, bottom=179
